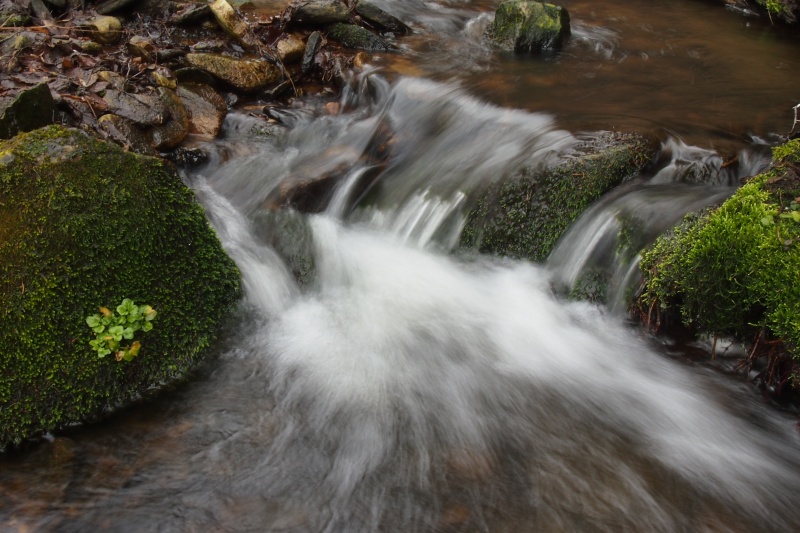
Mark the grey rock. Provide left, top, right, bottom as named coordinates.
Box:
left=355, top=1, right=410, bottom=35
left=98, top=114, right=158, bottom=155
left=103, top=89, right=167, bottom=126
left=148, top=87, right=189, bottom=150
left=0, top=83, right=56, bottom=139
left=301, top=31, right=323, bottom=74
left=170, top=3, right=212, bottom=26
left=292, top=0, right=350, bottom=26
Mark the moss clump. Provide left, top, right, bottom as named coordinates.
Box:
left=0, top=126, right=241, bottom=448
left=638, top=139, right=800, bottom=389
left=459, top=133, right=655, bottom=263
left=489, top=0, right=570, bottom=53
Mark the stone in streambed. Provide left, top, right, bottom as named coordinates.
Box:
left=102, top=89, right=167, bottom=126
left=148, top=87, right=189, bottom=150
left=327, top=23, right=395, bottom=51
left=0, top=83, right=56, bottom=139
left=95, top=0, right=138, bottom=15
left=301, top=31, right=323, bottom=74
left=98, top=114, right=158, bottom=155
left=291, top=0, right=350, bottom=26
left=185, top=53, right=282, bottom=92
left=354, top=1, right=411, bottom=35
left=459, top=132, right=656, bottom=262
left=489, top=0, right=570, bottom=53
left=208, top=0, right=259, bottom=49
left=176, top=83, right=227, bottom=137
left=85, top=15, right=123, bottom=45
left=277, top=34, right=306, bottom=64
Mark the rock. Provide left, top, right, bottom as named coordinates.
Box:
left=326, top=23, right=395, bottom=51
left=291, top=0, right=350, bottom=26
left=0, top=83, right=56, bottom=139
left=252, top=210, right=316, bottom=287
left=98, top=114, right=158, bottom=155
left=170, top=3, right=213, bottom=26
left=151, top=67, right=177, bottom=90
left=277, top=34, right=306, bottom=64
left=0, top=31, right=45, bottom=61
left=0, top=6, right=30, bottom=27
left=354, top=1, right=411, bottom=35
left=459, top=132, right=656, bottom=262
left=185, top=53, right=282, bottom=92
left=165, top=146, right=208, bottom=168
left=95, top=0, right=138, bottom=15
left=44, top=0, right=66, bottom=8
left=128, top=36, right=156, bottom=62
left=96, top=70, right=127, bottom=89
left=301, top=31, right=323, bottom=74
left=0, top=126, right=241, bottom=448
left=148, top=87, right=189, bottom=150
left=76, top=39, right=103, bottom=54
left=488, top=0, right=570, bottom=53
left=103, top=89, right=167, bottom=126
left=85, top=15, right=123, bottom=45
left=29, top=0, right=52, bottom=23
left=208, top=0, right=259, bottom=50
left=175, top=67, right=217, bottom=86
left=176, top=83, right=227, bottom=137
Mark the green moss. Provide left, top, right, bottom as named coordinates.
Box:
left=0, top=126, right=241, bottom=448
left=459, top=133, right=655, bottom=263
left=639, top=139, right=800, bottom=368
left=489, top=1, right=570, bottom=52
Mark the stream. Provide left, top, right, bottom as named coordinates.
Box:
left=3, top=0, right=800, bottom=531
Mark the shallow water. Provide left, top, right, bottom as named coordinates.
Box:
left=3, top=0, right=800, bottom=532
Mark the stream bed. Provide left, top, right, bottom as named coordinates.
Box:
left=3, top=0, right=800, bottom=531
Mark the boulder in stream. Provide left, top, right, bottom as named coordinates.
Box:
left=459, top=132, right=656, bottom=262
left=291, top=0, right=351, bottom=26
left=488, top=0, right=570, bottom=53
left=176, top=83, right=228, bottom=137
left=0, top=126, right=241, bottom=449
left=327, top=23, right=395, bottom=51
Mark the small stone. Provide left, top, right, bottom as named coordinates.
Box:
left=185, top=53, right=282, bottom=92
left=174, top=67, right=217, bottom=86
left=128, top=36, right=156, bottom=62
left=151, top=68, right=177, bottom=90
left=169, top=3, right=212, bottom=26
left=301, top=31, right=323, bottom=74
left=208, top=0, right=259, bottom=49
left=148, top=87, right=189, bottom=150
left=96, top=70, right=127, bottom=89
left=291, top=0, right=350, bottom=26
left=103, top=89, right=167, bottom=126
left=326, top=23, right=395, bottom=51
left=176, top=83, right=227, bottom=137
left=95, top=0, right=138, bottom=15
left=99, top=114, right=158, bottom=155
left=86, top=15, right=123, bottom=45
left=354, top=1, right=411, bottom=35
left=277, top=34, right=306, bottom=64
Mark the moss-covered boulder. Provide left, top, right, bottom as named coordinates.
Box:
left=488, top=0, right=570, bottom=53
left=459, top=132, right=655, bottom=262
left=0, top=126, right=241, bottom=448
left=638, top=139, right=800, bottom=391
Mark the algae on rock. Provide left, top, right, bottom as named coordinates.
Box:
left=459, top=132, right=655, bottom=263
left=0, top=126, right=241, bottom=448
left=488, top=0, right=570, bottom=53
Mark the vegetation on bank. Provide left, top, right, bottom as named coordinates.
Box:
left=638, top=139, right=800, bottom=397
left=0, top=126, right=241, bottom=448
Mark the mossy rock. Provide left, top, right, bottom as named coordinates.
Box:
left=0, top=126, right=241, bottom=448
left=459, top=132, right=656, bottom=263
left=488, top=0, right=570, bottom=53
left=639, top=138, right=800, bottom=362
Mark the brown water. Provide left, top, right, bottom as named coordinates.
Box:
left=3, top=1, right=800, bottom=532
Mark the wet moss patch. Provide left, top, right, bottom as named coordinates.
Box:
left=0, top=126, right=241, bottom=448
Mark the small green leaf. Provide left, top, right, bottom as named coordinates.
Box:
left=792, top=211, right=800, bottom=223
left=86, top=315, right=100, bottom=327
left=92, top=325, right=105, bottom=334
left=142, top=321, right=153, bottom=332
left=761, top=216, right=774, bottom=226
left=122, top=327, right=135, bottom=340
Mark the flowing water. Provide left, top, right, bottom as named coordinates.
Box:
left=3, top=1, right=800, bottom=531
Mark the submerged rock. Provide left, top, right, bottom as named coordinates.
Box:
left=327, top=23, right=395, bottom=51
left=488, top=0, right=570, bottom=53
left=0, top=83, right=56, bottom=139
left=459, top=132, right=656, bottom=262
left=0, top=126, right=241, bottom=449
left=185, top=53, right=282, bottom=92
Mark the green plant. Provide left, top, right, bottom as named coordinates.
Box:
left=86, top=298, right=156, bottom=362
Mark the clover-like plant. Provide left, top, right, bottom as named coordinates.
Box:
left=86, top=298, right=156, bottom=361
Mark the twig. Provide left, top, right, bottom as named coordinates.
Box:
left=791, top=103, right=800, bottom=135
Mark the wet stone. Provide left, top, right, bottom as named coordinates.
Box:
left=301, top=31, right=323, bottom=74
left=103, top=89, right=167, bottom=126
left=170, top=3, right=213, bottom=26
left=185, top=53, right=282, bottom=92
left=327, top=23, right=395, bottom=51
left=85, top=15, right=123, bottom=45
left=176, top=83, right=227, bottom=137
left=489, top=0, right=570, bottom=53
left=99, top=114, right=158, bottom=155
left=128, top=36, right=156, bottom=62
left=95, top=0, right=138, bottom=15
left=208, top=0, right=259, bottom=49
left=148, top=87, right=189, bottom=150
left=291, top=0, right=350, bottom=26
left=354, top=1, right=411, bottom=35
left=0, top=83, right=56, bottom=139
left=277, top=34, right=306, bottom=64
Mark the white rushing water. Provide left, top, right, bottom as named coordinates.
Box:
left=184, top=75, right=800, bottom=531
